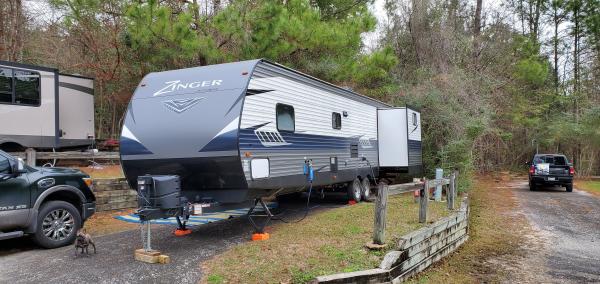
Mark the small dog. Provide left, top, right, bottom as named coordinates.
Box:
left=74, top=228, right=96, bottom=256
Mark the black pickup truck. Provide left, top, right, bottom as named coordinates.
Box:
left=0, top=150, right=96, bottom=248
left=528, top=154, right=574, bottom=192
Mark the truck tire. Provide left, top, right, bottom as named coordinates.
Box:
left=33, top=201, right=82, bottom=249
left=347, top=178, right=362, bottom=203
left=529, top=182, right=536, bottom=191
left=360, top=177, right=371, bottom=201
left=566, top=184, right=573, bottom=192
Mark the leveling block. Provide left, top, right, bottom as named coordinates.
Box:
left=173, top=229, right=192, bottom=236
left=134, top=249, right=171, bottom=264
left=251, top=232, right=270, bottom=241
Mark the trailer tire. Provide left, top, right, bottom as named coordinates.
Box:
left=348, top=178, right=362, bottom=203
left=360, top=177, right=371, bottom=201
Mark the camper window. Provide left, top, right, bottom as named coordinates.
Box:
left=412, top=112, right=418, bottom=126
left=332, top=112, right=342, bottom=129
left=14, top=70, right=40, bottom=106
left=276, top=103, right=295, bottom=132
left=0, top=68, right=12, bottom=103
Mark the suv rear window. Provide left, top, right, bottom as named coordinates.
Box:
left=533, top=155, right=567, bottom=165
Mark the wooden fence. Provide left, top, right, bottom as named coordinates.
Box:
left=313, top=195, right=469, bottom=284
left=314, top=171, right=465, bottom=283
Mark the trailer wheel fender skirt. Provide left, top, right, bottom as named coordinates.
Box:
left=348, top=178, right=362, bottom=203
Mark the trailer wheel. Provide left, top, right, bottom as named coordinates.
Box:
left=347, top=178, right=362, bottom=203
left=360, top=177, right=371, bottom=201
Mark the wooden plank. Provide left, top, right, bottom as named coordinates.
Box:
left=391, top=235, right=469, bottom=282
left=313, top=268, right=389, bottom=284
left=8, top=151, right=119, bottom=160
left=387, top=182, right=423, bottom=195
left=373, top=183, right=389, bottom=245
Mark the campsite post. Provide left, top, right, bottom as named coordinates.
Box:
left=419, top=180, right=429, bottom=223
left=373, top=182, right=388, bottom=245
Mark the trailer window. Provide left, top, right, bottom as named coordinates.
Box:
left=0, top=68, right=12, bottom=103
left=332, top=112, right=342, bottom=129
left=14, top=70, right=40, bottom=106
left=276, top=104, right=295, bottom=132
left=412, top=112, right=418, bottom=126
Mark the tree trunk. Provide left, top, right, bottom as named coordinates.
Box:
left=409, top=0, right=429, bottom=67
left=553, top=5, right=560, bottom=94
left=473, top=0, right=483, bottom=61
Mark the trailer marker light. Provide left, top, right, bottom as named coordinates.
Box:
left=242, top=71, right=248, bottom=75
left=244, top=152, right=252, bottom=157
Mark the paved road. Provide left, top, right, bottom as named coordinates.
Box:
left=512, top=180, right=600, bottom=283
left=0, top=197, right=347, bottom=284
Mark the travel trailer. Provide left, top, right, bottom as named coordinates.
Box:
left=0, top=61, right=95, bottom=151
left=120, top=59, right=422, bottom=208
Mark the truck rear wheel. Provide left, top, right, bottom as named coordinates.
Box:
left=347, top=178, right=362, bottom=203
left=566, top=184, right=573, bottom=192
left=33, top=201, right=82, bottom=249
left=360, top=177, right=372, bottom=201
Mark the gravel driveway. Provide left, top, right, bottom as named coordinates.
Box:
left=0, top=198, right=345, bottom=284
left=513, top=180, right=600, bottom=283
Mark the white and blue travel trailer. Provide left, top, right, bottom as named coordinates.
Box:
left=120, top=59, right=421, bottom=209
left=0, top=61, right=95, bottom=151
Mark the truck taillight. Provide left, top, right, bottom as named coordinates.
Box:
left=529, top=165, right=535, bottom=174
left=569, top=166, right=575, bottom=175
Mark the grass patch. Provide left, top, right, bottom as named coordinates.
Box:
left=575, top=180, right=600, bottom=196
left=201, top=194, right=450, bottom=284
left=406, top=176, right=528, bottom=283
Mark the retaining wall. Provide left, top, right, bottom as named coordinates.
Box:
left=313, top=196, right=470, bottom=284
left=93, top=178, right=138, bottom=211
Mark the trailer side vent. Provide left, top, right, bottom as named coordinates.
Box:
left=350, top=143, right=359, bottom=158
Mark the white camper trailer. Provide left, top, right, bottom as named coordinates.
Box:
left=0, top=61, right=95, bottom=150
left=120, top=59, right=422, bottom=208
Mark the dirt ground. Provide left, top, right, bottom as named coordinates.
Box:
left=82, top=208, right=138, bottom=236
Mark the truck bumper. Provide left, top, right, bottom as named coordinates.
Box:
left=82, top=202, right=96, bottom=220
left=530, top=175, right=573, bottom=185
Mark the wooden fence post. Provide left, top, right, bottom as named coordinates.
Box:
left=373, top=182, right=389, bottom=245
left=419, top=180, right=429, bottom=223
left=448, top=172, right=455, bottom=210
left=25, top=148, right=36, bottom=167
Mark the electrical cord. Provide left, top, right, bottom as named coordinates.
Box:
left=272, top=181, right=313, bottom=223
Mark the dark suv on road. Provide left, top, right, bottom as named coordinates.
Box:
left=0, top=150, right=96, bottom=248
left=528, top=154, right=574, bottom=192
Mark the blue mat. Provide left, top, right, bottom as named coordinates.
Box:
left=114, top=202, right=277, bottom=227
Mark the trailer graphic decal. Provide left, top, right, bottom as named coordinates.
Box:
left=163, top=97, right=204, bottom=113
left=152, top=79, right=223, bottom=97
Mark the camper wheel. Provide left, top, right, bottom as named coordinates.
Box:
left=360, top=177, right=371, bottom=201
left=347, top=178, right=362, bottom=203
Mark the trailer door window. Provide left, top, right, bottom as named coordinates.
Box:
left=332, top=112, right=342, bottom=129
left=276, top=104, right=295, bottom=132
left=0, top=68, right=12, bottom=103
left=14, top=70, right=40, bottom=106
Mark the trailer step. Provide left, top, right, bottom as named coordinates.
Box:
left=0, top=231, right=24, bottom=241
